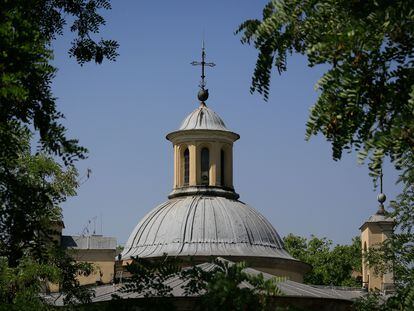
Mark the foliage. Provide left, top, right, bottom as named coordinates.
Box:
left=237, top=0, right=414, bottom=307
left=236, top=0, right=413, bottom=176
left=115, top=255, right=182, bottom=310
left=0, top=125, right=78, bottom=266
left=364, top=180, right=414, bottom=310
left=283, top=234, right=361, bottom=287
left=0, top=0, right=118, bottom=161
left=0, top=0, right=118, bottom=308
left=181, top=259, right=282, bottom=311
left=353, top=291, right=386, bottom=311
left=0, top=127, right=94, bottom=306
left=119, top=256, right=282, bottom=311
left=0, top=251, right=94, bottom=310
left=121, top=255, right=182, bottom=298
left=0, top=256, right=58, bottom=311
left=115, top=245, right=124, bottom=258
left=50, top=247, right=95, bottom=306
left=383, top=175, right=414, bottom=310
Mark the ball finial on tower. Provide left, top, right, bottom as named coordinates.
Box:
left=377, top=192, right=386, bottom=204
left=198, top=89, right=209, bottom=102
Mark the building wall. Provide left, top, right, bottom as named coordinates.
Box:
left=69, top=249, right=116, bottom=286
left=48, top=249, right=116, bottom=292
left=361, top=221, right=394, bottom=291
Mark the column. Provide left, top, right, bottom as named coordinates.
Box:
left=216, top=143, right=222, bottom=186
left=210, top=142, right=219, bottom=186
left=225, top=145, right=233, bottom=188
left=173, top=145, right=178, bottom=188
left=189, top=144, right=197, bottom=186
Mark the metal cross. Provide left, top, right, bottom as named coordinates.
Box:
left=191, top=40, right=215, bottom=90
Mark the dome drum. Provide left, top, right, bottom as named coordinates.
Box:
left=167, top=130, right=239, bottom=189
left=172, top=141, right=234, bottom=190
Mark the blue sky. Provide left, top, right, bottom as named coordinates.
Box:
left=52, top=0, right=401, bottom=246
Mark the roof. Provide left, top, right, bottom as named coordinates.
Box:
left=44, top=259, right=365, bottom=306
left=365, top=213, right=394, bottom=223
left=105, top=263, right=364, bottom=300
left=359, top=209, right=395, bottom=230
left=178, top=103, right=230, bottom=131
left=121, top=195, right=294, bottom=260
left=61, top=235, right=117, bottom=250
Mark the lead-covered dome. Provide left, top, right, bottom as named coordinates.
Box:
left=121, top=195, right=294, bottom=260
left=178, top=103, right=229, bottom=131
left=120, top=98, right=310, bottom=282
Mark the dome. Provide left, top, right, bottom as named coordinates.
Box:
left=178, top=104, right=229, bottom=131
left=120, top=97, right=310, bottom=282
left=121, top=195, right=295, bottom=260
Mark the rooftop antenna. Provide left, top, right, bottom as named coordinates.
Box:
left=80, top=216, right=98, bottom=236
left=191, top=38, right=215, bottom=104
left=376, top=169, right=386, bottom=215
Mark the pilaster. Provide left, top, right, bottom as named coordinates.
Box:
left=189, top=144, right=197, bottom=186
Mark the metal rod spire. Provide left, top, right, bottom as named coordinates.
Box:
left=377, top=168, right=386, bottom=214
left=380, top=169, right=383, bottom=194
left=201, top=40, right=205, bottom=88
left=191, top=40, right=215, bottom=90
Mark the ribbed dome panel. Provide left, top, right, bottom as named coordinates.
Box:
left=121, top=196, right=294, bottom=260
left=179, top=105, right=229, bottom=131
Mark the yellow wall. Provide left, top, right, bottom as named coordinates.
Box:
left=361, top=221, right=394, bottom=291
left=48, top=249, right=116, bottom=293
left=70, top=249, right=115, bottom=286
left=169, top=130, right=237, bottom=190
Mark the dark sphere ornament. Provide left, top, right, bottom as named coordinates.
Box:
left=198, top=89, right=209, bottom=102
left=377, top=193, right=386, bottom=204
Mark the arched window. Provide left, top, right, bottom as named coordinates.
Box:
left=201, top=147, right=209, bottom=185
left=183, top=148, right=189, bottom=186
left=220, top=149, right=225, bottom=186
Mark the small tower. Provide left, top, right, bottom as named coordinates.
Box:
left=360, top=173, right=394, bottom=292
left=167, top=42, right=240, bottom=199
left=166, top=103, right=239, bottom=198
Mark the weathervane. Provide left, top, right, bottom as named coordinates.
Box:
left=191, top=40, right=215, bottom=103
